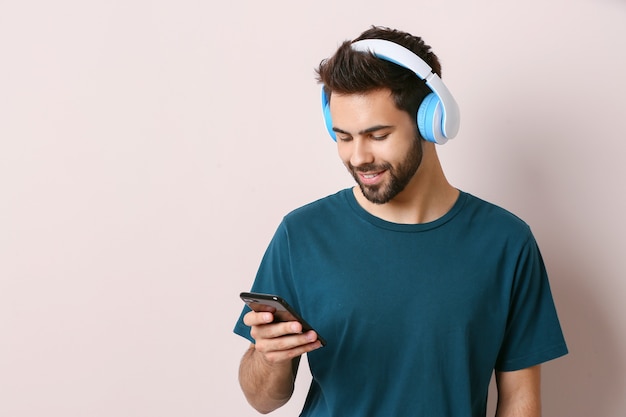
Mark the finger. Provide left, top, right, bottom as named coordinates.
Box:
left=265, top=341, right=323, bottom=363
left=250, top=320, right=304, bottom=341
left=255, top=329, right=319, bottom=353
left=243, top=311, right=274, bottom=326
left=257, top=336, right=323, bottom=364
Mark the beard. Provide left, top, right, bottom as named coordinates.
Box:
left=347, top=137, right=423, bottom=205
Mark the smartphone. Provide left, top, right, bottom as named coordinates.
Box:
left=240, top=292, right=326, bottom=346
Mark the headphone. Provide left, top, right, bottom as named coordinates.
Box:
left=321, top=38, right=460, bottom=145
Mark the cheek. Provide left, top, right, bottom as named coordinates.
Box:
left=336, top=143, right=351, bottom=165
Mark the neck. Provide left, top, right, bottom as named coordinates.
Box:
left=354, top=144, right=458, bottom=224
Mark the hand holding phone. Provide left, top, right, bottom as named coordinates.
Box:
left=240, top=292, right=326, bottom=346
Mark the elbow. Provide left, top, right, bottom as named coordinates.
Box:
left=243, top=390, right=291, bottom=415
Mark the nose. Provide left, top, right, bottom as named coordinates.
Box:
left=349, top=138, right=374, bottom=168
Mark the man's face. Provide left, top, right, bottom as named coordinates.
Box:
left=330, top=89, right=423, bottom=205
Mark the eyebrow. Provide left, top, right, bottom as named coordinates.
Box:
left=332, top=125, right=393, bottom=136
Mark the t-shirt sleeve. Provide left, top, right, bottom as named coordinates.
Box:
left=233, top=221, right=297, bottom=344
left=495, top=233, right=568, bottom=371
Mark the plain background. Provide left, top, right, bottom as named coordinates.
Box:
left=1, top=0, right=625, bottom=416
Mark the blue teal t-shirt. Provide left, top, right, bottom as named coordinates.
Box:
left=234, top=189, right=568, bottom=417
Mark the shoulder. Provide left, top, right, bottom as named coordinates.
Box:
left=283, top=189, right=351, bottom=223
left=459, top=192, right=533, bottom=241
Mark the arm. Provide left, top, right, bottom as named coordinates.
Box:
left=238, top=311, right=323, bottom=414
left=494, top=365, right=541, bottom=417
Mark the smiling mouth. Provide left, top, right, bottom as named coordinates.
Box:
left=362, top=173, right=380, bottom=179
left=349, top=162, right=390, bottom=185
left=357, top=170, right=386, bottom=184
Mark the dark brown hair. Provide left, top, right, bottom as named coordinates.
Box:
left=316, top=26, right=442, bottom=126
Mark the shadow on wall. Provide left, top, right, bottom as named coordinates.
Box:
left=478, top=58, right=626, bottom=415
left=542, top=253, right=624, bottom=417
left=490, top=129, right=625, bottom=416
left=484, top=149, right=625, bottom=415
left=497, top=143, right=625, bottom=416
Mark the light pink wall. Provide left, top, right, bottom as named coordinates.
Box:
left=1, top=1, right=625, bottom=416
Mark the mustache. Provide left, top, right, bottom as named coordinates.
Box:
left=349, top=162, right=392, bottom=173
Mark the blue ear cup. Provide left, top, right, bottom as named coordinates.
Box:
left=416, top=92, right=441, bottom=143
left=321, top=88, right=337, bottom=141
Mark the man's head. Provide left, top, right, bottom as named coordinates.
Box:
left=316, top=26, right=445, bottom=144
left=315, top=26, right=457, bottom=205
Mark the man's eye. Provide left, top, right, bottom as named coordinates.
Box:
left=372, top=134, right=389, bottom=141
left=338, top=136, right=352, bottom=142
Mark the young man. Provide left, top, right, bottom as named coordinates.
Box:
left=233, top=26, right=568, bottom=416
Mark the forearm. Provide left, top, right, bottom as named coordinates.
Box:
left=238, top=344, right=299, bottom=414
left=495, top=396, right=540, bottom=417
left=494, top=365, right=541, bottom=417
